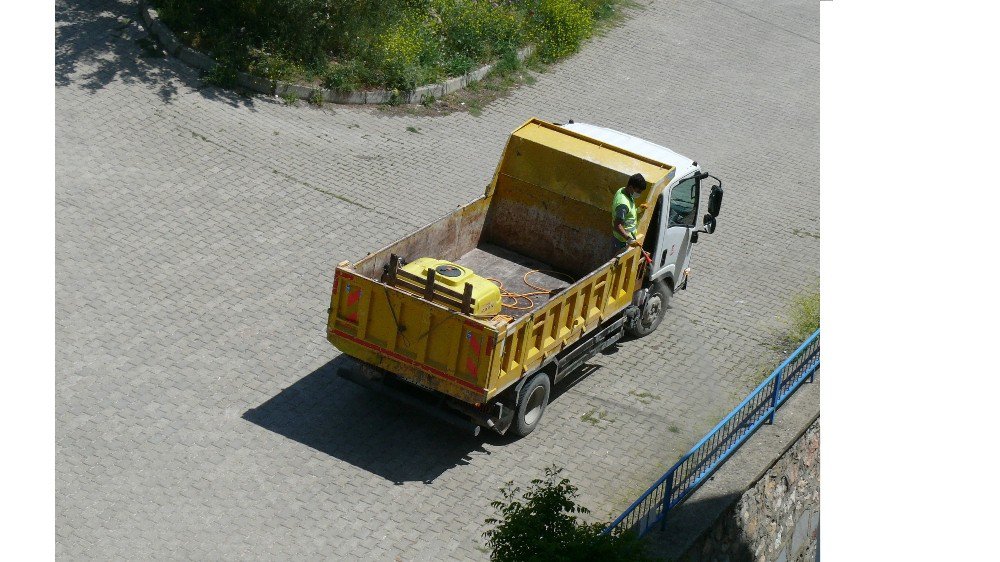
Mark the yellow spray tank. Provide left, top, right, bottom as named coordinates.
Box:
left=400, top=258, right=502, bottom=317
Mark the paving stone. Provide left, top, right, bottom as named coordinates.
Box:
left=56, top=0, right=818, bottom=559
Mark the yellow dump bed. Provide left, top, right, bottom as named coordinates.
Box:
left=327, top=119, right=675, bottom=406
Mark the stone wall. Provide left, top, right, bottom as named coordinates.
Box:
left=680, top=418, right=820, bottom=562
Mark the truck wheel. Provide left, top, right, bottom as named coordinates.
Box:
left=626, top=280, right=670, bottom=338
left=512, top=373, right=551, bottom=438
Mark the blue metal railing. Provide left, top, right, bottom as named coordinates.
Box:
left=604, top=329, right=820, bottom=537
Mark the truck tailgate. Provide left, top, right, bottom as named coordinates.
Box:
left=327, top=268, right=499, bottom=405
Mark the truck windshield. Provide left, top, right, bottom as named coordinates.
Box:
left=668, top=177, right=698, bottom=227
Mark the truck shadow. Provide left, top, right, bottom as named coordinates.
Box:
left=242, top=355, right=498, bottom=485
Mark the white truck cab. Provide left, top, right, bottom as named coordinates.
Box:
left=561, top=121, right=724, bottom=336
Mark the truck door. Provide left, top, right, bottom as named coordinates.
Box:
left=654, top=175, right=699, bottom=286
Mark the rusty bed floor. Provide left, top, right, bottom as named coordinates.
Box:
left=455, top=243, right=573, bottom=320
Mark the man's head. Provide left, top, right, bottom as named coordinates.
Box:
left=626, top=173, right=647, bottom=196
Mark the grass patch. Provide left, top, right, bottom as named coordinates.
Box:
left=581, top=407, right=613, bottom=426
left=628, top=389, right=661, bottom=404
left=784, top=289, right=820, bottom=349
left=749, top=286, right=820, bottom=385
left=152, top=0, right=629, bottom=94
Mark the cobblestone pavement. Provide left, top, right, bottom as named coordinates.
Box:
left=55, top=0, right=818, bottom=559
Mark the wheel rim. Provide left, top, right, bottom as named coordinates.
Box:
left=642, top=294, right=662, bottom=328
left=524, top=384, right=547, bottom=426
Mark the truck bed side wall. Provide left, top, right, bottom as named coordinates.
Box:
left=485, top=247, right=643, bottom=399
left=354, top=197, right=491, bottom=281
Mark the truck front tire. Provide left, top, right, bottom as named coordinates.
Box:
left=512, top=373, right=551, bottom=438
left=626, top=280, right=670, bottom=338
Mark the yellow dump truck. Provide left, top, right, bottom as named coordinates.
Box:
left=327, top=118, right=723, bottom=436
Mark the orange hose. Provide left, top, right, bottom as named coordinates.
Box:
left=485, top=270, right=575, bottom=313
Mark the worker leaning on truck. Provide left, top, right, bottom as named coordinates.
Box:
left=612, top=173, right=648, bottom=250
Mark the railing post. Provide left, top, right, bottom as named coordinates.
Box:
left=808, top=337, right=818, bottom=383
left=768, top=367, right=783, bottom=425
left=658, top=471, right=676, bottom=532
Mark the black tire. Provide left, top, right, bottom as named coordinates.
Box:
left=626, top=280, right=670, bottom=338
left=511, top=373, right=551, bottom=438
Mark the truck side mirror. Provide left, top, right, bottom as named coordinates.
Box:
left=703, top=214, right=717, bottom=234
left=708, top=185, right=724, bottom=217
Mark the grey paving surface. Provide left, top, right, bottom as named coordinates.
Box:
left=55, top=0, right=819, bottom=559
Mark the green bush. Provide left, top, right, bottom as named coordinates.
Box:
left=365, top=12, right=442, bottom=91
left=484, top=466, right=655, bottom=562
left=152, top=0, right=618, bottom=91
left=322, top=60, right=366, bottom=91
left=532, top=0, right=595, bottom=61
left=438, top=0, right=524, bottom=62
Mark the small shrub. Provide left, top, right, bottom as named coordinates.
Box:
left=323, top=60, right=366, bottom=91
left=443, top=53, right=475, bottom=77
left=202, top=62, right=239, bottom=88
left=532, top=0, right=595, bottom=61
left=365, top=11, right=442, bottom=92
left=246, top=48, right=302, bottom=81
left=438, top=0, right=524, bottom=62
left=484, top=466, right=654, bottom=562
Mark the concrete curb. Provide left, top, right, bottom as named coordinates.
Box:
left=138, top=1, right=534, bottom=104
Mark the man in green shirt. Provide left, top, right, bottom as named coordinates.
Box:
left=612, top=173, right=647, bottom=251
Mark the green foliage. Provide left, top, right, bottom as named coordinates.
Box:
left=322, top=60, right=366, bottom=91
left=484, top=466, right=655, bottom=562
left=437, top=0, right=524, bottom=62
left=153, top=0, right=621, bottom=92
left=531, top=0, right=595, bottom=60
left=202, top=63, right=239, bottom=88
left=787, top=290, right=820, bottom=345
left=246, top=48, right=303, bottom=81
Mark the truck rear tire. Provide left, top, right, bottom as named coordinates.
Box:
left=511, top=373, right=551, bottom=438
left=626, top=280, right=670, bottom=338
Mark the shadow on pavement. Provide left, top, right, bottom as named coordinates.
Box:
left=56, top=0, right=256, bottom=108
left=243, top=356, right=608, bottom=484
left=243, top=355, right=500, bottom=485
left=641, top=492, right=756, bottom=561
